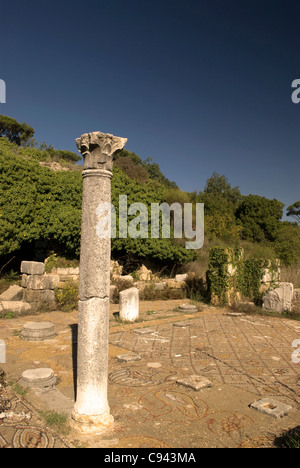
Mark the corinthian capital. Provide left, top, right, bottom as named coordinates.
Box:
left=76, top=131, right=127, bottom=171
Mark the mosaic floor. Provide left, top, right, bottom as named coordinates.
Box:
left=0, top=303, right=299, bottom=448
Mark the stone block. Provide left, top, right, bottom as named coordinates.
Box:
left=173, top=321, right=191, bottom=327
left=175, top=274, right=188, bottom=282
left=119, top=287, right=139, bottom=322
left=0, top=285, right=24, bottom=301
left=154, top=282, right=167, bottom=290
left=23, top=289, right=56, bottom=304
left=262, top=282, right=294, bottom=313
left=176, top=375, right=212, bottom=391
left=137, top=265, right=152, bottom=281
left=0, top=301, right=32, bottom=316
left=21, top=274, right=28, bottom=288
left=26, top=274, right=59, bottom=290
left=116, top=353, right=141, bottom=363
left=250, top=398, right=293, bottom=419
left=20, top=322, right=57, bottom=341
left=20, top=368, right=57, bottom=389
left=166, top=279, right=185, bottom=289
left=52, top=267, right=79, bottom=276
left=21, top=261, right=45, bottom=276
left=178, top=303, right=198, bottom=312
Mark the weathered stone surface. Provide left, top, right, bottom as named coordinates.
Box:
left=119, top=287, right=139, bottom=322
left=21, top=274, right=28, bottom=288
left=178, top=303, right=198, bottom=312
left=73, top=131, right=127, bottom=434
left=20, top=368, right=57, bottom=389
left=26, top=274, right=60, bottom=290
left=76, top=131, right=127, bottom=171
left=20, top=261, right=45, bottom=276
left=20, top=322, right=57, bottom=341
left=79, top=173, right=112, bottom=300
left=117, top=275, right=134, bottom=285
left=166, top=279, right=185, bottom=289
left=137, top=265, right=152, bottom=281
left=154, top=282, right=167, bottom=291
left=262, top=282, right=294, bottom=313
left=23, top=289, right=55, bottom=304
left=173, top=321, right=191, bottom=327
left=250, top=398, right=293, bottom=419
left=261, top=259, right=280, bottom=284
left=33, top=387, right=74, bottom=415
left=176, top=375, right=212, bottom=391
left=73, top=297, right=112, bottom=427
left=116, top=353, right=141, bottom=363
left=175, top=274, right=188, bottom=282
left=52, top=267, right=79, bottom=276
left=0, top=285, right=23, bottom=302
left=0, top=301, right=32, bottom=316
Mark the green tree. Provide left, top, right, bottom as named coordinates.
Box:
left=236, top=195, right=284, bottom=242
left=0, top=138, right=195, bottom=267
left=204, top=172, right=242, bottom=204
left=0, top=115, right=34, bottom=146
left=273, top=222, right=300, bottom=266
left=287, top=201, right=300, bottom=224
left=196, top=172, right=242, bottom=240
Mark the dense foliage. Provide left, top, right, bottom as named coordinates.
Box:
left=0, top=117, right=299, bottom=271
left=0, top=137, right=195, bottom=267
left=0, top=115, right=34, bottom=146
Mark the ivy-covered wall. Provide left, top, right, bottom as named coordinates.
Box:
left=207, top=246, right=280, bottom=306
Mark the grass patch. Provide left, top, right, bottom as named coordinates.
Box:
left=0, top=310, right=19, bottom=320
left=8, top=382, right=29, bottom=397
left=139, top=284, right=185, bottom=301
left=274, top=426, right=300, bottom=448
left=230, top=302, right=300, bottom=321
left=38, top=410, right=70, bottom=435
left=55, top=280, right=78, bottom=312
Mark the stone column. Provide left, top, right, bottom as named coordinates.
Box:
left=72, top=132, right=127, bottom=433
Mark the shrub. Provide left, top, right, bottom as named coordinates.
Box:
left=54, top=280, right=78, bottom=312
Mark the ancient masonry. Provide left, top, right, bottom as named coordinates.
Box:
left=71, top=131, right=127, bottom=434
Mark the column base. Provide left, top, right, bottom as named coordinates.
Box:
left=71, top=410, right=114, bottom=434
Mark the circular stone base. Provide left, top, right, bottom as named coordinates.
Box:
left=178, top=304, right=198, bottom=312
left=20, top=368, right=57, bottom=388
left=71, top=410, right=114, bottom=434
left=20, top=322, right=57, bottom=341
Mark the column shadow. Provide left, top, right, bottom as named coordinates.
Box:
left=69, top=324, right=78, bottom=400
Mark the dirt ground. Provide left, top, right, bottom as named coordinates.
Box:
left=0, top=299, right=299, bottom=448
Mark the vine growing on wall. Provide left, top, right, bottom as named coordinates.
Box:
left=207, top=247, right=280, bottom=305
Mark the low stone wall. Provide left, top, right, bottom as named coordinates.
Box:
left=0, top=260, right=188, bottom=316
left=21, top=261, right=57, bottom=311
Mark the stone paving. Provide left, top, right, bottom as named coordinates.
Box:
left=0, top=300, right=299, bottom=448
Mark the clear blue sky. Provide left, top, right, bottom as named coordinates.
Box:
left=1, top=0, right=299, bottom=218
